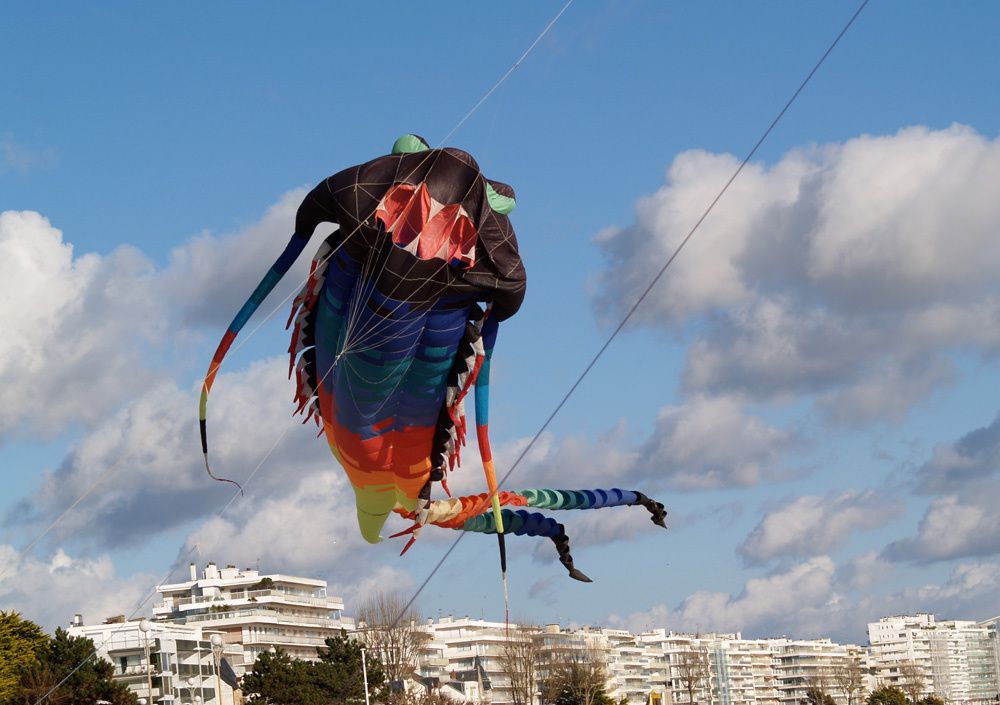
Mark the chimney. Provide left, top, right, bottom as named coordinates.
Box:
left=190, top=562, right=197, bottom=581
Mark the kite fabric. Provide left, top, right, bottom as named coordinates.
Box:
left=200, top=135, right=667, bottom=581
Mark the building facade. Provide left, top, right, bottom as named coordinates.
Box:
left=868, top=614, right=999, bottom=705
left=153, top=561, right=352, bottom=664
left=67, top=615, right=243, bottom=704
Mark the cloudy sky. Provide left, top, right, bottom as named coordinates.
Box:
left=3, top=1, right=1000, bottom=645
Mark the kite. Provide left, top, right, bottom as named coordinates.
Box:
left=200, top=135, right=667, bottom=581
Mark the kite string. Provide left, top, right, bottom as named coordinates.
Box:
left=384, top=0, right=872, bottom=628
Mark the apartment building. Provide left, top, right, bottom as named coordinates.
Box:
left=67, top=615, right=243, bottom=704
left=770, top=638, right=862, bottom=705
left=153, top=561, right=352, bottom=664
left=868, top=615, right=999, bottom=705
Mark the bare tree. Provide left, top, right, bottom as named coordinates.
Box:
left=805, top=669, right=835, bottom=704
left=832, top=658, right=865, bottom=705
left=355, top=591, right=427, bottom=686
left=675, top=648, right=710, bottom=705
left=540, top=647, right=610, bottom=705
left=896, top=662, right=924, bottom=704
left=500, top=624, right=542, bottom=705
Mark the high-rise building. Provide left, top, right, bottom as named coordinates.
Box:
left=153, top=561, right=352, bottom=664
left=867, top=614, right=999, bottom=704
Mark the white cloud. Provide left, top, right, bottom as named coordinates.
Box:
left=595, top=125, right=1000, bottom=422
left=486, top=395, right=794, bottom=499
left=0, top=211, right=162, bottom=435
left=739, top=490, right=902, bottom=565
left=640, top=395, right=796, bottom=490
left=162, top=188, right=317, bottom=328
left=5, top=358, right=336, bottom=549
left=183, top=469, right=418, bottom=613
left=608, top=557, right=837, bottom=638
left=883, top=486, right=1000, bottom=563
left=885, top=414, right=1000, bottom=563
left=0, top=545, right=155, bottom=632
left=0, top=192, right=320, bottom=439
left=607, top=556, right=1000, bottom=643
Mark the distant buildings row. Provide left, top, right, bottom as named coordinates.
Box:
left=67, top=561, right=1000, bottom=705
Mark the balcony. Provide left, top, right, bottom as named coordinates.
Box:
left=155, top=588, right=343, bottom=611
left=183, top=607, right=354, bottom=629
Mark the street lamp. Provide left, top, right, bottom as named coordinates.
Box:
left=360, top=647, right=371, bottom=705
left=181, top=676, right=200, bottom=705
left=138, top=619, right=154, bottom=703
left=210, top=633, right=225, bottom=705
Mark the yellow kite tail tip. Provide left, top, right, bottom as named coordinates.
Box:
left=491, top=494, right=504, bottom=533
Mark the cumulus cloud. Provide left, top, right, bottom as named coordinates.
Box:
left=608, top=557, right=838, bottom=638
left=486, top=395, right=794, bottom=499
left=914, top=413, right=1000, bottom=494
left=739, top=490, right=902, bottom=565
left=595, top=125, right=1000, bottom=422
left=883, top=485, right=1000, bottom=563
left=0, top=211, right=162, bottom=435
left=639, top=395, right=796, bottom=490
left=5, top=358, right=336, bottom=549
left=0, top=545, right=155, bottom=632
left=162, top=188, right=317, bottom=328
left=886, top=414, right=1000, bottom=563
left=0, top=192, right=316, bottom=439
left=184, top=469, right=414, bottom=610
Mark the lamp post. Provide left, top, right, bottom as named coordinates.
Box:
left=181, top=676, right=200, bottom=705
left=210, top=633, right=225, bottom=705
left=360, top=647, right=371, bottom=705
left=138, top=619, right=154, bottom=703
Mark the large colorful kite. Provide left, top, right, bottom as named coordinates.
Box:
left=200, top=135, right=666, bottom=581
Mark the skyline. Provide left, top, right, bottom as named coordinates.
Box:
left=3, top=1, right=1000, bottom=646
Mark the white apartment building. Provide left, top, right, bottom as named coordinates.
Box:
left=153, top=561, right=352, bottom=664
left=424, top=616, right=521, bottom=704
left=868, top=615, right=999, bottom=705
left=770, top=638, right=862, bottom=705
left=67, top=615, right=243, bottom=704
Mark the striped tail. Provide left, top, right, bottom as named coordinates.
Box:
left=199, top=232, right=311, bottom=489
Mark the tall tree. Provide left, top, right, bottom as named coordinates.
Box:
left=315, top=630, right=388, bottom=704
left=805, top=687, right=836, bottom=705
left=867, top=686, right=908, bottom=705
left=355, top=591, right=427, bottom=686
left=10, top=627, right=136, bottom=705
left=242, top=636, right=388, bottom=705
left=540, top=647, right=611, bottom=705
left=0, top=611, right=48, bottom=700
left=832, top=659, right=865, bottom=705
left=896, top=662, right=925, bottom=704
left=241, top=648, right=323, bottom=705
left=499, top=624, right=542, bottom=705
left=674, top=648, right=710, bottom=705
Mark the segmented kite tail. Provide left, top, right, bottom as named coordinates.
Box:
left=462, top=509, right=592, bottom=583
left=199, top=232, right=311, bottom=491
left=472, top=311, right=511, bottom=611
left=472, top=309, right=512, bottom=618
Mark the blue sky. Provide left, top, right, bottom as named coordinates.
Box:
left=3, top=1, right=1000, bottom=643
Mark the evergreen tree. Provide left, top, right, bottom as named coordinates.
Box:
left=0, top=611, right=49, bottom=701
left=867, top=686, right=908, bottom=705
